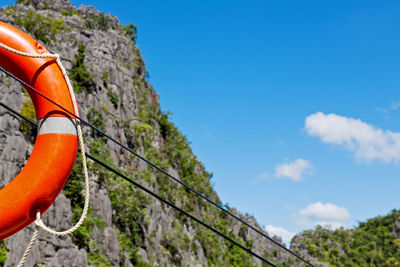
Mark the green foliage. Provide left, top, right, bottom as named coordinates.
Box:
left=117, top=230, right=152, bottom=267
left=63, top=144, right=110, bottom=265
left=123, top=24, right=138, bottom=44
left=133, top=123, right=154, bottom=150
left=191, top=214, right=257, bottom=267
left=85, top=13, right=109, bottom=30
left=62, top=154, right=106, bottom=250
left=16, top=0, right=30, bottom=4
left=161, top=230, right=183, bottom=265
left=85, top=133, right=151, bottom=265
left=296, top=209, right=400, bottom=266
left=62, top=9, right=79, bottom=16
left=0, top=239, right=7, bottom=265
left=89, top=138, right=115, bottom=185
left=262, top=251, right=300, bottom=267
left=117, top=230, right=138, bottom=265
left=14, top=9, right=65, bottom=44
left=109, top=179, right=151, bottom=266
left=195, top=226, right=223, bottom=265
left=108, top=176, right=149, bottom=238
left=71, top=208, right=105, bottom=250
left=101, top=103, right=109, bottom=114
left=102, top=71, right=109, bottom=82
left=223, top=243, right=255, bottom=267
left=110, top=172, right=150, bottom=264
left=137, top=94, right=159, bottom=126
left=63, top=153, right=84, bottom=203
left=87, top=108, right=105, bottom=136
left=4, top=7, right=14, bottom=17
left=70, top=44, right=94, bottom=93
left=134, top=123, right=153, bottom=135
left=158, top=112, right=216, bottom=202
left=88, top=244, right=111, bottom=267
left=19, top=95, right=36, bottom=136
left=107, top=88, right=119, bottom=109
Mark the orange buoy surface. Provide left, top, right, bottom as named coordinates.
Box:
left=0, top=21, right=78, bottom=240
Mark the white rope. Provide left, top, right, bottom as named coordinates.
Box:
left=16, top=226, right=39, bottom=267
left=0, top=43, right=90, bottom=265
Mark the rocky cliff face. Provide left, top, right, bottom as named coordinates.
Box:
left=0, top=1, right=320, bottom=266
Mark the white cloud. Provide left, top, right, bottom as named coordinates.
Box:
left=391, top=102, right=400, bottom=111
left=305, top=112, right=400, bottom=163
left=264, top=225, right=295, bottom=245
left=274, top=159, right=313, bottom=181
left=299, top=202, right=350, bottom=221
left=295, top=202, right=350, bottom=230
left=251, top=172, right=269, bottom=184
left=376, top=102, right=400, bottom=114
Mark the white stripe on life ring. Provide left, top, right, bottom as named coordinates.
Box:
left=37, top=117, right=77, bottom=136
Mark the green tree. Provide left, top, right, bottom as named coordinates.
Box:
left=70, top=44, right=94, bottom=93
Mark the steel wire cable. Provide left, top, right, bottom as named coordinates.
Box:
left=0, top=101, right=278, bottom=267
left=0, top=66, right=313, bottom=266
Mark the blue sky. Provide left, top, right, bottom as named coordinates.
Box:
left=3, top=0, right=400, bottom=244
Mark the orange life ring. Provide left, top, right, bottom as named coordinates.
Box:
left=0, top=21, right=78, bottom=240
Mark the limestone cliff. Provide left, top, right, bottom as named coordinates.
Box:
left=0, top=1, right=319, bottom=266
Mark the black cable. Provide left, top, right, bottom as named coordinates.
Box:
left=0, top=66, right=313, bottom=266
left=0, top=102, right=277, bottom=266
